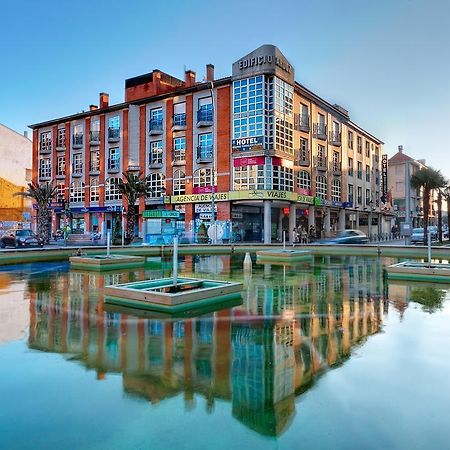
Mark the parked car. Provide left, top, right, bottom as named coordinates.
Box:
left=318, top=229, right=369, bottom=245
left=410, top=227, right=437, bottom=244
left=0, top=229, right=43, bottom=248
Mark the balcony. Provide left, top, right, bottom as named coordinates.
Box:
left=197, top=109, right=213, bottom=127
left=197, top=145, right=213, bottom=163
left=313, top=123, right=327, bottom=140
left=295, top=114, right=310, bottom=132
left=314, top=155, right=328, bottom=171
left=39, top=142, right=52, bottom=154
left=172, top=113, right=187, bottom=131
left=331, top=161, right=342, bottom=176
left=297, top=148, right=310, bottom=166
left=172, top=150, right=186, bottom=166
left=90, top=130, right=100, bottom=145
left=149, top=119, right=163, bottom=135
left=72, top=134, right=83, bottom=149
left=108, top=127, right=120, bottom=143
left=107, top=159, right=120, bottom=173
left=329, top=131, right=341, bottom=146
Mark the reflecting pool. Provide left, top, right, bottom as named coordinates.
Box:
left=1, top=255, right=450, bottom=450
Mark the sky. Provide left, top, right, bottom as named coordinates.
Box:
left=1, top=0, right=449, bottom=173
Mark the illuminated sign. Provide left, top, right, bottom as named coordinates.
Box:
left=381, top=154, right=388, bottom=203
left=232, top=136, right=264, bottom=153
left=143, top=210, right=180, bottom=219
left=171, top=192, right=230, bottom=204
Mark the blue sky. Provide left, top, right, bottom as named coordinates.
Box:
left=1, top=0, right=449, bottom=173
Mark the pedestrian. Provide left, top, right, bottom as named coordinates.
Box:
left=301, top=227, right=308, bottom=244
left=309, top=225, right=315, bottom=243
left=292, top=227, right=299, bottom=243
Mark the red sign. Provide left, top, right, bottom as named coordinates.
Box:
left=283, top=207, right=290, bottom=215
left=192, top=186, right=216, bottom=194
left=233, top=156, right=265, bottom=167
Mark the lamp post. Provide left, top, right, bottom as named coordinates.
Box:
left=121, top=207, right=126, bottom=246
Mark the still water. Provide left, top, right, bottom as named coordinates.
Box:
left=1, top=255, right=450, bottom=450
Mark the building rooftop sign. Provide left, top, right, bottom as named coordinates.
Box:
left=232, top=44, right=295, bottom=84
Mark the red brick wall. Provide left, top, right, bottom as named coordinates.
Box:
left=216, top=86, right=231, bottom=193
left=138, top=105, right=146, bottom=231
left=165, top=99, right=173, bottom=201
left=99, top=115, right=105, bottom=207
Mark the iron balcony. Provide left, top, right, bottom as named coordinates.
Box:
left=313, top=123, right=327, bottom=140
left=329, top=131, right=341, bottom=146
left=172, top=113, right=187, bottom=130
left=297, top=148, right=310, bottom=166
left=295, top=114, right=310, bottom=132
left=197, top=109, right=213, bottom=127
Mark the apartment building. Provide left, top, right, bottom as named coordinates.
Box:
left=29, top=45, right=389, bottom=242
left=388, top=145, right=437, bottom=227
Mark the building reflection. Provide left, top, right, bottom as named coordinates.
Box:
left=28, top=256, right=388, bottom=437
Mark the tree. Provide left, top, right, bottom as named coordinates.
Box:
left=15, top=181, right=58, bottom=244
left=117, top=171, right=151, bottom=243
left=410, top=167, right=446, bottom=245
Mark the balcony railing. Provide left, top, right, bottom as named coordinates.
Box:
left=197, top=145, right=213, bottom=162
left=172, top=113, right=186, bottom=129
left=314, top=155, right=328, bottom=171
left=295, top=114, right=310, bottom=132
left=72, top=134, right=83, bottom=148
left=108, top=127, right=120, bottom=142
left=172, top=150, right=186, bottom=165
left=89, top=130, right=100, bottom=144
left=313, top=123, right=327, bottom=140
left=149, top=118, right=163, bottom=134
left=197, top=108, right=213, bottom=126
left=297, top=148, right=310, bottom=166
left=329, top=131, right=341, bottom=146
left=107, top=158, right=120, bottom=172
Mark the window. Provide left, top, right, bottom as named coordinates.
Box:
left=90, top=150, right=100, bottom=172
left=146, top=173, right=165, bottom=198
left=274, top=77, right=294, bottom=116
left=149, top=141, right=163, bottom=165
left=198, top=97, right=213, bottom=122
left=365, top=141, right=370, bottom=158
left=173, top=170, right=186, bottom=195
left=299, top=138, right=309, bottom=162
left=57, top=183, right=65, bottom=200
left=332, top=179, right=341, bottom=201
left=173, top=137, right=186, bottom=162
left=374, top=146, right=379, bottom=162
left=357, top=136, right=362, bottom=153
left=375, top=168, right=380, bottom=186
left=233, top=76, right=264, bottom=138
left=332, top=151, right=340, bottom=171
left=70, top=181, right=85, bottom=202
left=73, top=124, right=83, bottom=146
left=298, top=103, right=309, bottom=127
left=366, top=165, right=370, bottom=182
left=348, top=130, right=353, bottom=149
left=90, top=177, right=100, bottom=202
left=365, top=189, right=371, bottom=206
left=108, top=116, right=120, bottom=140
left=56, top=156, right=65, bottom=176
left=274, top=117, right=294, bottom=154
left=316, top=175, right=327, bottom=199
left=173, top=102, right=186, bottom=127
left=72, top=153, right=83, bottom=174
left=57, top=128, right=66, bottom=148
left=297, top=170, right=311, bottom=192
left=233, top=165, right=266, bottom=190
left=108, top=147, right=120, bottom=170
left=40, top=132, right=52, bottom=153
left=105, top=177, right=121, bottom=201
left=193, top=168, right=213, bottom=188
left=39, top=158, right=51, bottom=178
left=357, top=186, right=362, bottom=205
left=357, top=161, right=362, bottom=179
left=348, top=184, right=354, bottom=204
left=150, top=108, right=163, bottom=131
left=90, top=120, right=100, bottom=142
left=317, top=144, right=326, bottom=166
left=348, top=157, right=354, bottom=177
left=272, top=165, right=294, bottom=191
left=198, top=133, right=213, bottom=159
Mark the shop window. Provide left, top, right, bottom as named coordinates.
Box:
left=105, top=177, right=121, bottom=201
left=70, top=181, right=85, bottom=203
left=297, top=170, right=311, bottom=192
left=233, top=165, right=265, bottom=190
left=146, top=173, right=165, bottom=198
left=173, top=170, right=185, bottom=195
left=315, top=175, right=327, bottom=199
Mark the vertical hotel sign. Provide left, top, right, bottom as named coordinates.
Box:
left=381, top=154, right=388, bottom=203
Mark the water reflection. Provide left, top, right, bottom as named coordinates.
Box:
left=27, top=256, right=389, bottom=437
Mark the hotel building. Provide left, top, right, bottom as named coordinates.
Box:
left=29, top=45, right=389, bottom=243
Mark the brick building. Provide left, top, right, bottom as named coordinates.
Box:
left=29, top=45, right=390, bottom=243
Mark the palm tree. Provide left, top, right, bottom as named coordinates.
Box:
left=117, top=171, right=151, bottom=242
left=410, top=167, right=446, bottom=245
left=15, top=181, right=58, bottom=244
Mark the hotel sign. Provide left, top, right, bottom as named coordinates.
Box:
left=381, top=154, right=388, bottom=203
left=232, top=136, right=264, bottom=153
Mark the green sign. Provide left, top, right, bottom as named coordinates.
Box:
left=143, top=210, right=180, bottom=219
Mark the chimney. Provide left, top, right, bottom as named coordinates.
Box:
left=184, top=70, right=196, bottom=87
left=398, top=145, right=403, bottom=153
left=99, top=92, right=109, bottom=109
left=206, top=64, right=214, bottom=82
left=23, top=130, right=28, bottom=139
left=89, top=104, right=98, bottom=111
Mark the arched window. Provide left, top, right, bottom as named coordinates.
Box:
left=297, top=170, right=311, bottom=192
left=90, top=177, right=100, bottom=202
left=173, top=170, right=186, bottom=196
left=70, top=181, right=85, bottom=203
left=146, top=173, right=165, bottom=198
left=315, top=175, right=327, bottom=199
left=193, top=168, right=213, bottom=188
left=105, top=177, right=121, bottom=201
left=331, top=179, right=341, bottom=202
